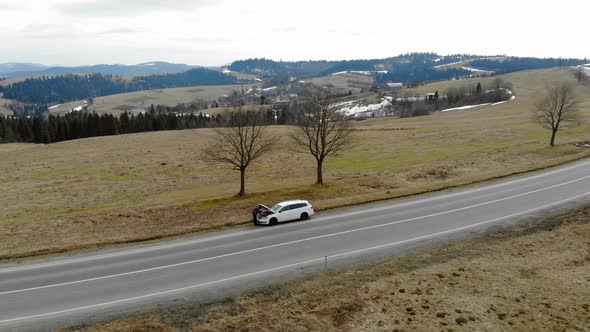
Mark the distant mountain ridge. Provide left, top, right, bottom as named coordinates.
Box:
left=228, top=54, right=586, bottom=84
left=0, top=61, right=200, bottom=77
left=0, top=63, right=48, bottom=75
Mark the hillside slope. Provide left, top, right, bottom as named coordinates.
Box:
left=1, top=68, right=589, bottom=259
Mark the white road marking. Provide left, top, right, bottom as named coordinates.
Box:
left=1, top=190, right=588, bottom=325
left=1, top=174, right=589, bottom=296
left=2, top=158, right=590, bottom=273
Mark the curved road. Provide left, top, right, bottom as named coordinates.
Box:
left=2, top=158, right=590, bottom=331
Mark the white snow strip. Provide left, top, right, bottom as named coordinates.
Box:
left=331, top=70, right=387, bottom=76
left=49, top=104, right=62, bottom=109
left=444, top=95, right=516, bottom=111
left=461, top=66, right=490, bottom=73
left=222, top=68, right=232, bottom=74
left=442, top=103, right=491, bottom=112
left=254, top=77, right=262, bottom=81
left=262, top=86, right=277, bottom=91
left=433, top=60, right=464, bottom=69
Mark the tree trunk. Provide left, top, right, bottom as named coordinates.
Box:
left=316, top=159, right=324, bottom=185
left=550, top=129, right=557, bottom=146
left=239, top=168, right=246, bottom=197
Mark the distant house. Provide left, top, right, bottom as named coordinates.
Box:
left=386, top=81, right=402, bottom=89
left=272, top=96, right=291, bottom=111
left=128, top=108, right=146, bottom=115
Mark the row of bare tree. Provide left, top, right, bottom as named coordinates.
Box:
left=205, top=76, right=584, bottom=197
left=205, top=93, right=352, bottom=196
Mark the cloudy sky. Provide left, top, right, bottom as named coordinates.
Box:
left=0, top=0, right=588, bottom=66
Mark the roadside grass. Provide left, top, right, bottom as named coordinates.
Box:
left=64, top=204, right=590, bottom=332
left=1, top=68, right=590, bottom=260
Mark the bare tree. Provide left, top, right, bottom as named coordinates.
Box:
left=534, top=83, right=580, bottom=146
left=205, top=108, right=276, bottom=196
left=291, top=93, right=354, bottom=185
left=574, top=68, right=588, bottom=85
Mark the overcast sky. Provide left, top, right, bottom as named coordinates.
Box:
left=0, top=0, right=588, bottom=66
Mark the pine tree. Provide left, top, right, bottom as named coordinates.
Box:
left=475, top=82, right=482, bottom=95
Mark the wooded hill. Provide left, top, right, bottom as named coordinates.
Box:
left=3, top=68, right=239, bottom=104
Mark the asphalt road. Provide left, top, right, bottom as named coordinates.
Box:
left=2, top=158, right=590, bottom=331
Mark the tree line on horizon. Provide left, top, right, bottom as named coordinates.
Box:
left=0, top=111, right=215, bottom=144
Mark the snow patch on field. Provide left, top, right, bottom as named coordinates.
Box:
left=262, top=86, right=277, bottom=91
left=462, top=66, right=490, bottom=73
left=222, top=68, right=232, bottom=74
left=338, top=90, right=516, bottom=116
left=49, top=104, right=62, bottom=110
left=337, top=98, right=391, bottom=117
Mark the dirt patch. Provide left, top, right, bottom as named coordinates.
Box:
left=113, top=104, right=138, bottom=111
left=64, top=205, right=590, bottom=332
left=126, top=95, right=159, bottom=103
left=186, top=88, right=205, bottom=93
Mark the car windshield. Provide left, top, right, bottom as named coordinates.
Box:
left=271, top=204, right=283, bottom=212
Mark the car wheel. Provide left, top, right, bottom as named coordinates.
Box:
left=270, top=218, right=278, bottom=226
left=300, top=212, right=309, bottom=220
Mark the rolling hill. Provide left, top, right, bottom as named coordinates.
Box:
left=0, top=61, right=199, bottom=78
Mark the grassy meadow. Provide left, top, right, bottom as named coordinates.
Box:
left=1, top=67, right=589, bottom=260
left=0, top=96, right=12, bottom=116
left=310, top=72, right=374, bottom=93
left=44, top=84, right=257, bottom=116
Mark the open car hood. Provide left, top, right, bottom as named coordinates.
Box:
left=258, top=204, right=274, bottom=213
left=259, top=204, right=276, bottom=216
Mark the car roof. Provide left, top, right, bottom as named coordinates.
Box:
left=275, top=199, right=309, bottom=205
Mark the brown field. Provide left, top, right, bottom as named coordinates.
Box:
left=88, top=84, right=258, bottom=115
left=46, top=84, right=261, bottom=116
left=68, top=205, right=590, bottom=332
left=0, top=96, right=12, bottom=116
left=310, top=72, right=374, bottom=93
left=1, top=68, right=590, bottom=260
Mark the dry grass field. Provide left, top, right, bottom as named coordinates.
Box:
left=310, top=72, right=374, bottom=93
left=44, top=84, right=260, bottom=116
left=88, top=84, right=257, bottom=115
left=1, top=68, right=589, bottom=260
left=0, top=96, right=12, bottom=116
left=68, top=205, right=590, bottom=332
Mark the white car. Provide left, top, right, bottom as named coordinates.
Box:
left=256, top=200, right=315, bottom=225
